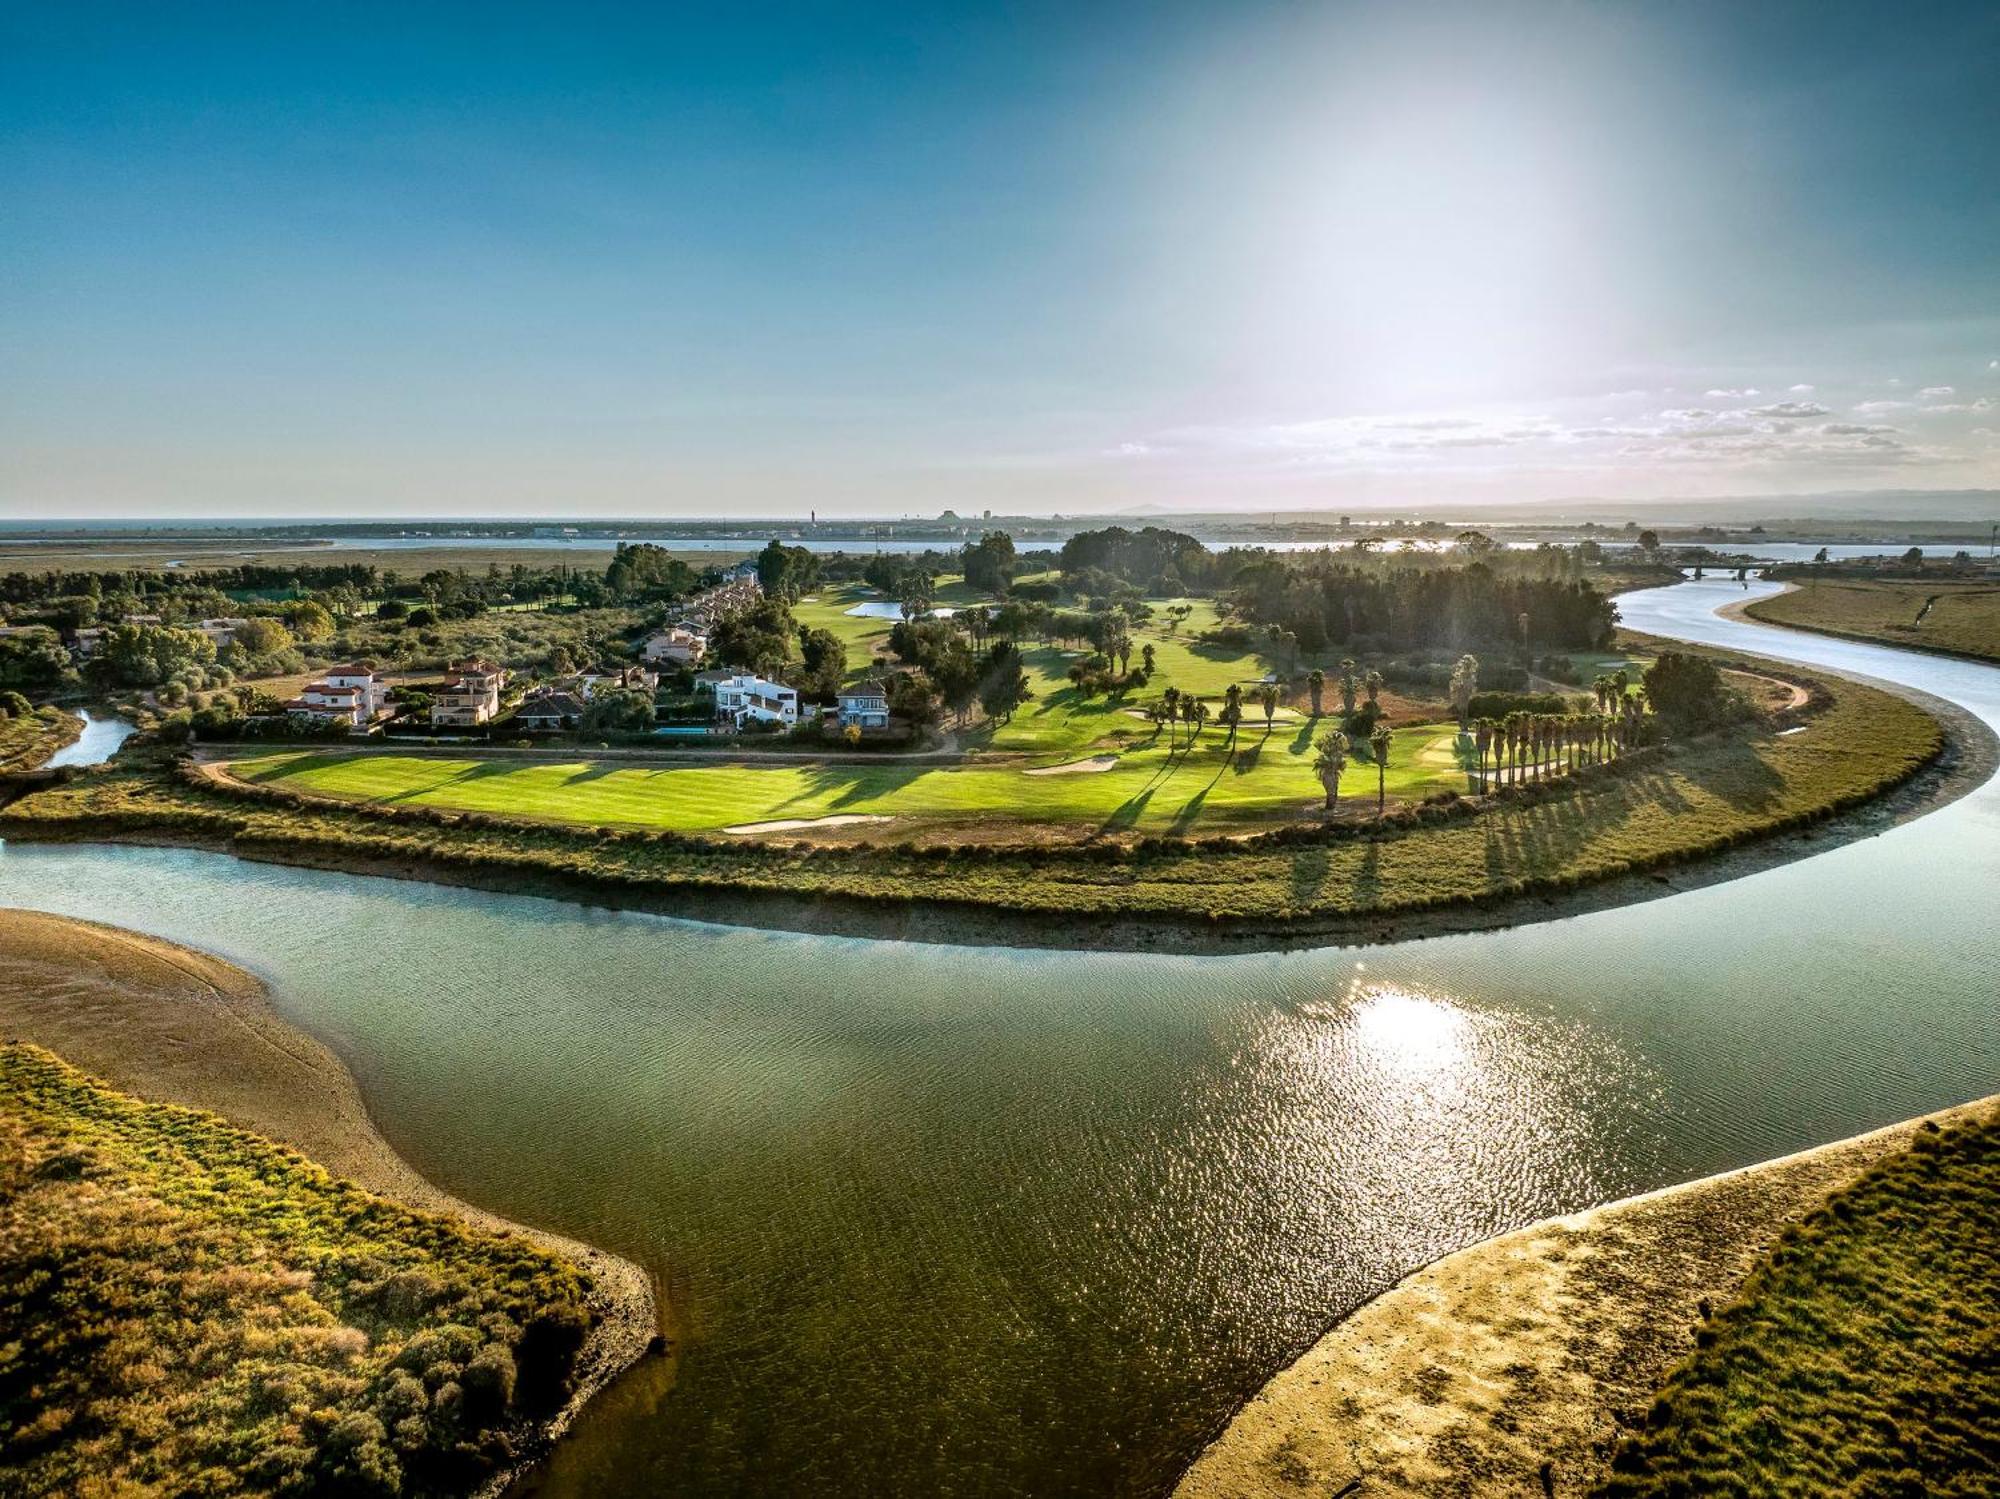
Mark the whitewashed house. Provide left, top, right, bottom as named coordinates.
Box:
left=707, top=672, right=800, bottom=729
left=642, top=627, right=708, bottom=667
left=286, top=665, right=390, bottom=727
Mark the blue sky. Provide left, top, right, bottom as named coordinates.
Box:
left=3, top=1, right=1997, bottom=517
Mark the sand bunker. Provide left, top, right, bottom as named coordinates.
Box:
left=1026, top=755, right=1119, bottom=775
left=722, top=813, right=895, bottom=834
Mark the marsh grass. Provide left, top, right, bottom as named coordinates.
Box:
left=1595, top=1106, right=1999, bottom=1499
left=1746, top=579, right=2000, bottom=664
left=0, top=1044, right=598, bottom=1497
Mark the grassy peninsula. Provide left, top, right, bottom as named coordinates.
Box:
left=1598, top=1104, right=1999, bottom=1499
left=0, top=909, right=658, bottom=1499
left=1, top=1043, right=600, bottom=1498
left=1175, top=1097, right=1998, bottom=1499
left=0, top=652, right=1949, bottom=944
left=0, top=702, right=80, bottom=773
left=1744, top=578, right=2000, bottom=663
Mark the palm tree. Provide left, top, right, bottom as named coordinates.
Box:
left=1221, top=683, right=1243, bottom=746
left=1338, top=659, right=1359, bottom=716
left=1364, top=669, right=1383, bottom=707
left=1308, top=668, right=1326, bottom=717
left=1161, top=686, right=1181, bottom=746
left=1183, top=696, right=1209, bottom=743
left=1370, top=724, right=1393, bottom=813
left=1313, top=729, right=1349, bottom=813
left=1141, top=642, right=1156, bottom=676
left=1259, top=684, right=1279, bottom=730
left=1474, top=719, right=1494, bottom=792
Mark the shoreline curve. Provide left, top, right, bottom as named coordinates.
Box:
left=0, top=906, right=663, bottom=1492
left=1172, top=1092, right=2000, bottom=1499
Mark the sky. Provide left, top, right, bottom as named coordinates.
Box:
left=3, top=1, right=1997, bottom=519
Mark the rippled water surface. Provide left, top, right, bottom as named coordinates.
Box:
left=1, top=581, right=1995, bottom=1496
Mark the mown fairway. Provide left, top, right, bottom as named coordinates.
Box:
left=1746, top=578, right=2000, bottom=662
left=228, top=720, right=1464, bottom=836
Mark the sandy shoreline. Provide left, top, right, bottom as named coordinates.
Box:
left=0, top=907, right=662, bottom=1492
left=1174, top=1092, right=1999, bottom=1498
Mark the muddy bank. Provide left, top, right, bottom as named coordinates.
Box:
left=0, top=907, right=661, bottom=1487
left=1174, top=1093, right=1999, bottom=1499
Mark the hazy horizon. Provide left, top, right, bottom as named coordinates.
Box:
left=5, top=2, right=1997, bottom=518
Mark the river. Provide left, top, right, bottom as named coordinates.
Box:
left=0, top=578, right=1993, bottom=1495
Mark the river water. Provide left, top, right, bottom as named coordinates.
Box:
left=0, top=579, right=1994, bottom=1496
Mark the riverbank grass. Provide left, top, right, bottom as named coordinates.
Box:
left=0, top=1043, right=604, bottom=1498
left=0, top=706, right=80, bottom=772
left=1597, top=1104, right=1999, bottom=1498
left=1745, top=578, right=2000, bottom=663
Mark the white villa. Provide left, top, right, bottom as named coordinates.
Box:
left=286, top=665, right=392, bottom=727
left=706, top=672, right=801, bottom=729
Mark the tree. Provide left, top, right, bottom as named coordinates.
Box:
left=1449, top=654, right=1479, bottom=727
left=0, top=629, right=74, bottom=694
left=1637, top=529, right=1661, bottom=556
left=93, top=623, right=216, bottom=688
left=961, top=532, right=1018, bottom=593
left=581, top=688, right=656, bottom=735
left=232, top=617, right=295, bottom=659
left=1474, top=719, right=1494, bottom=792
left=1220, top=683, right=1243, bottom=745
left=288, top=600, right=335, bottom=642
left=1370, top=723, right=1393, bottom=813
left=1182, top=696, right=1209, bottom=742
left=978, top=642, right=1033, bottom=722
left=1312, top=729, right=1349, bottom=812
left=1308, top=668, right=1325, bottom=717
left=795, top=627, right=848, bottom=698
left=1259, top=684, right=1278, bottom=729
left=1642, top=651, right=1736, bottom=731
left=888, top=672, right=940, bottom=731
left=1364, top=669, right=1383, bottom=706
left=1338, top=659, right=1359, bottom=716
left=1160, top=686, right=1182, bottom=746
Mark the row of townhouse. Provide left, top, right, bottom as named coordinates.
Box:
left=638, top=566, right=764, bottom=669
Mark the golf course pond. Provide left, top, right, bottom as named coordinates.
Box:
left=2, top=578, right=1995, bottom=1496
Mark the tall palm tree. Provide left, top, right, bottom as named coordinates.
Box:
left=1371, top=723, right=1393, bottom=813
left=1364, top=669, right=1383, bottom=707
left=1142, top=642, right=1156, bottom=676
left=1221, top=684, right=1243, bottom=746
left=1338, top=659, right=1359, bottom=716
left=1184, top=696, right=1209, bottom=742
left=1161, top=686, right=1181, bottom=747
left=1474, top=719, right=1494, bottom=792
left=1259, top=684, right=1279, bottom=730
left=1308, top=668, right=1326, bottom=718
left=1313, top=729, right=1349, bottom=813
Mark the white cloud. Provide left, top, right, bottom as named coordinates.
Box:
left=1920, top=385, right=1957, bottom=399
left=1704, top=387, right=1760, bottom=398
left=1788, top=383, right=1815, bottom=394
left=1748, top=401, right=1830, bottom=419
left=1852, top=400, right=1913, bottom=414
left=1108, top=441, right=1156, bottom=457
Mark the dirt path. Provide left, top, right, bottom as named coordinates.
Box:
left=1174, top=1094, right=1998, bottom=1499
